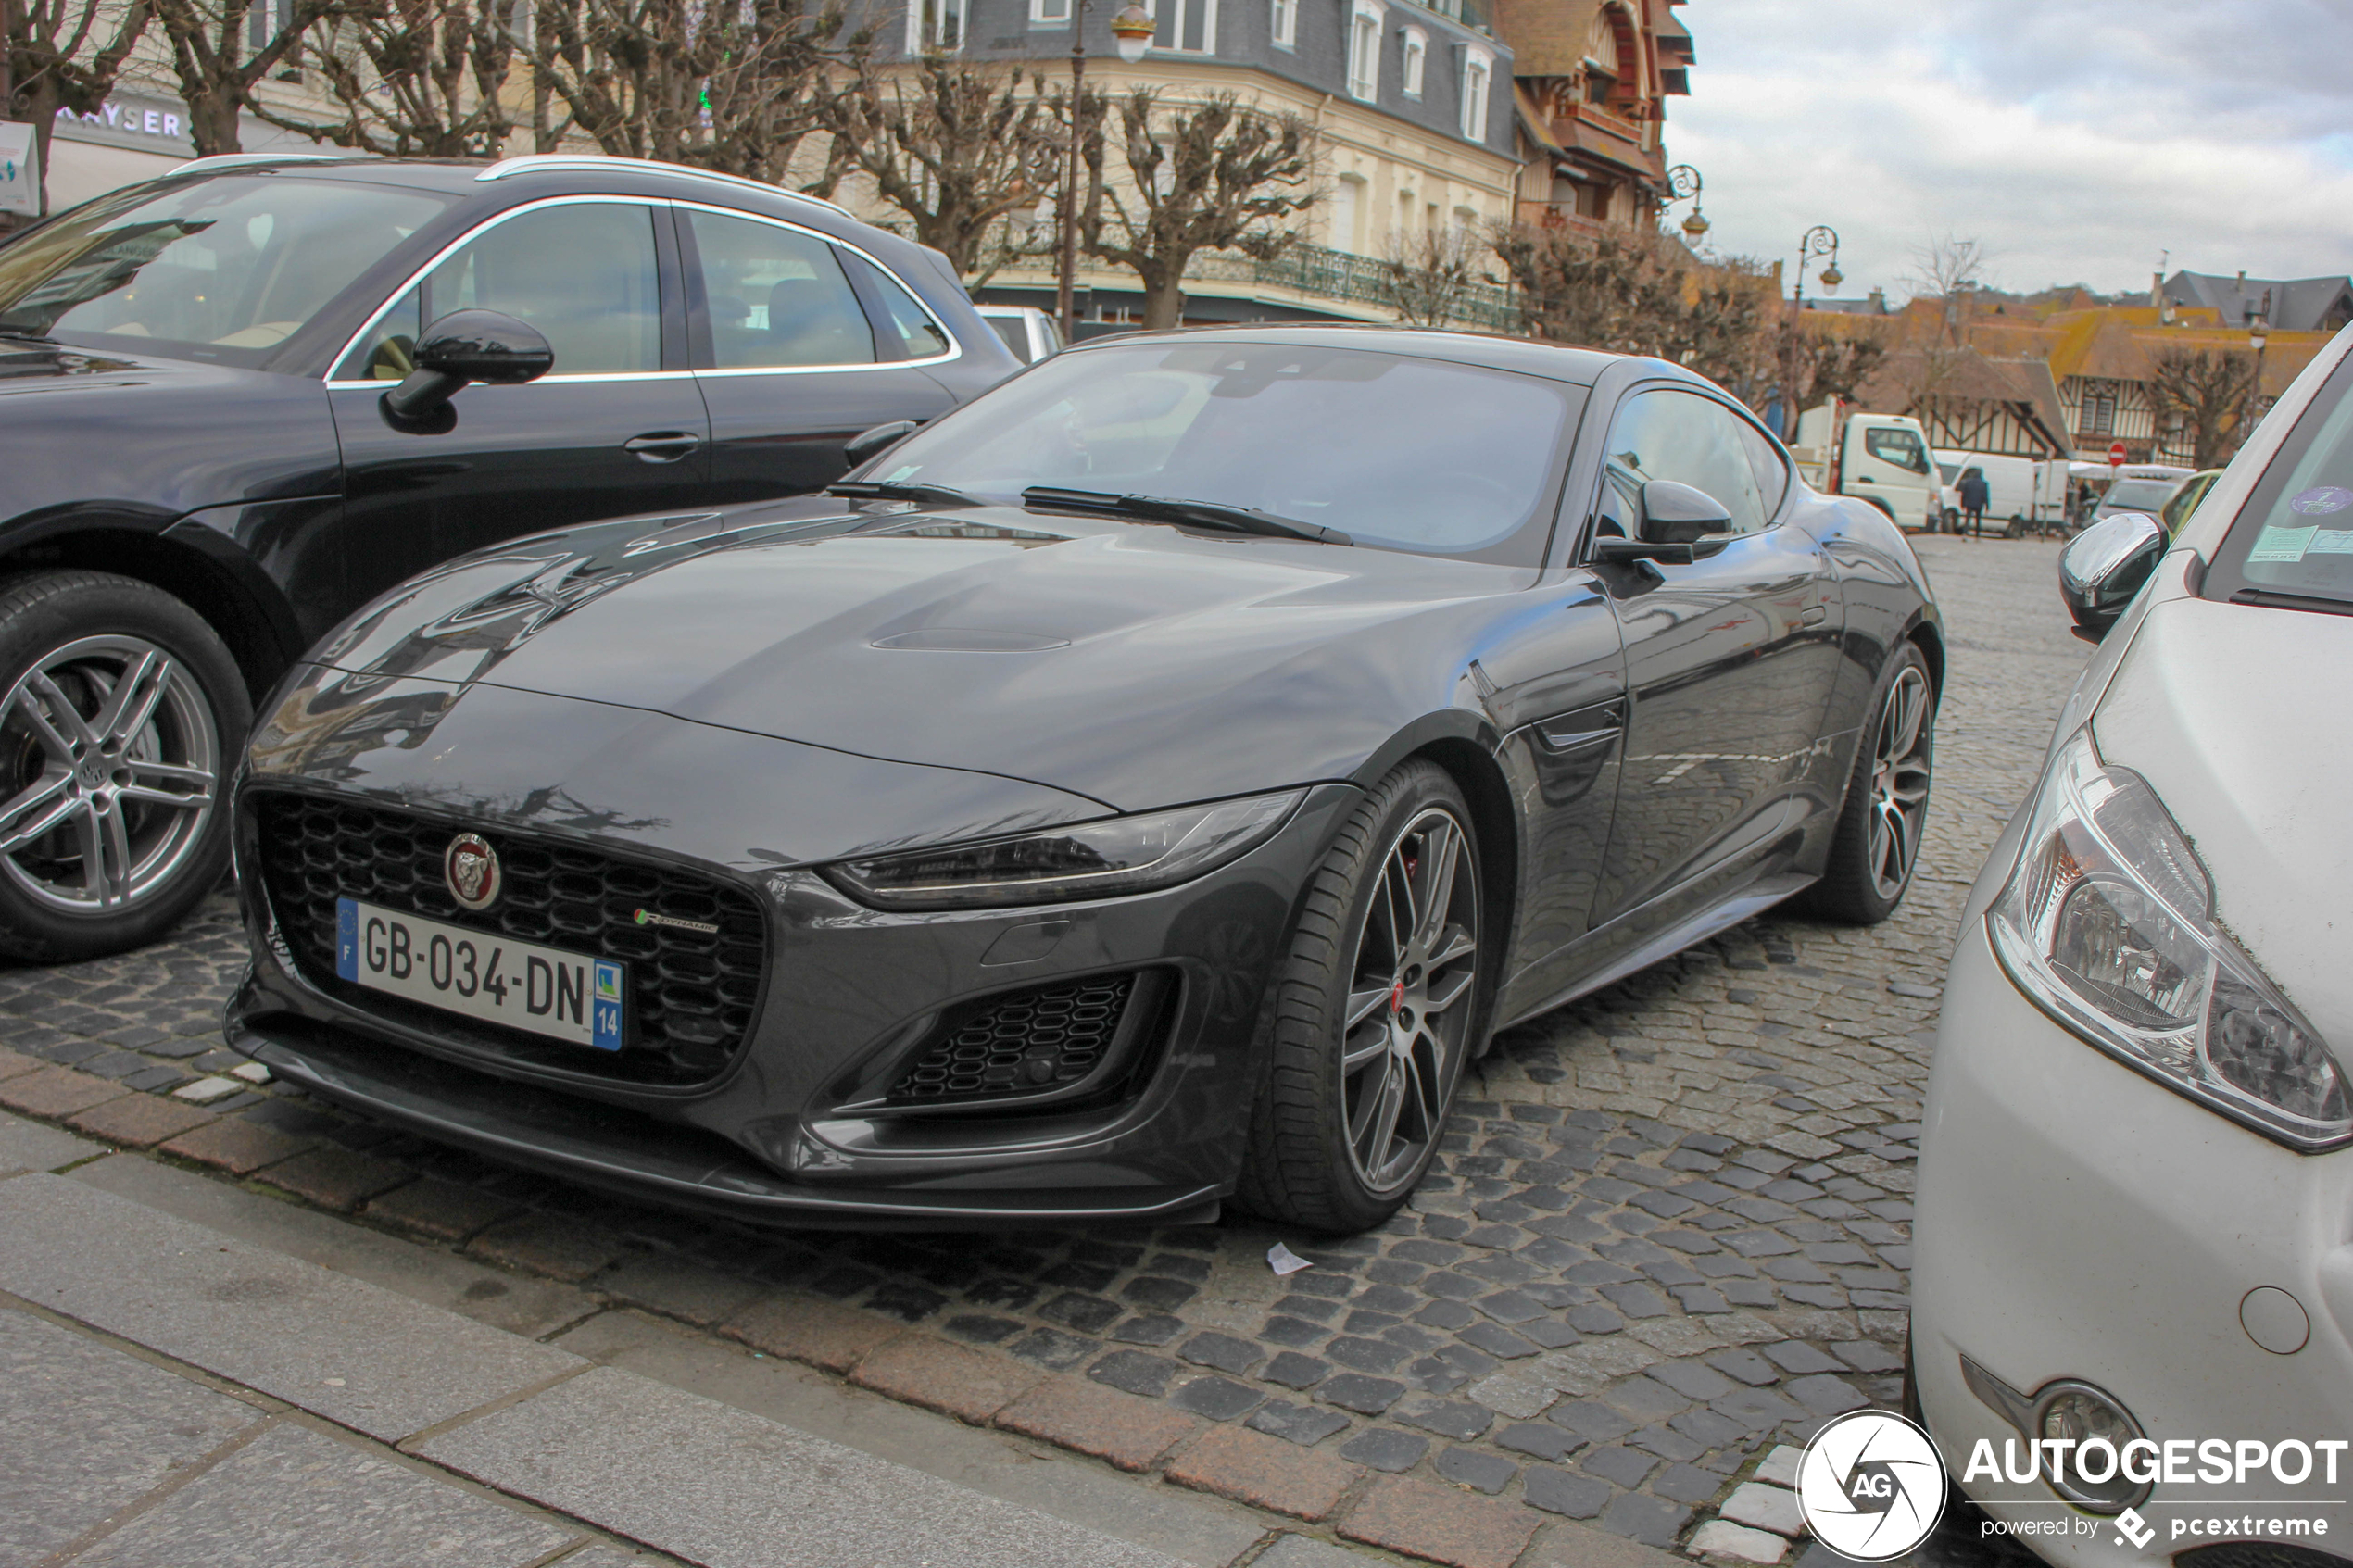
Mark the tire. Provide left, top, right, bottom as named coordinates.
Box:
left=1793, top=642, right=1933, bottom=924
left=1941, top=508, right=1959, bottom=533
left=0, top=571, right=251, bottom=962
left=1237, top=760, right=1490, bottom=1233
left=2005, top=515, right=2026, bottom=540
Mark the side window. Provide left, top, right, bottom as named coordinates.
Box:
left=841, top=251, right=954, bottom=360
left=1733, top=416, right=1791, bottom=519
left=1597, top=388, right=1770, bottom=537
left=341, top=202, right=662, bottom=381
left=686, top=208, right=876, bottom=370
left=1863, top=426, right=1931, bottom=474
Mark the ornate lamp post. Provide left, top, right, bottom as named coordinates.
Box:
left=1666, top=164, right=1707, bottom=241
left=1777, top=224, right=1839, bottom=439
left=1055, top=0, right=1153, bottom=341
left=2249, top=314, right=2271, bottom=433
left=1792, top=224, right=1840, bottom=308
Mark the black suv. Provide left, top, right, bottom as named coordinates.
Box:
left=0, top=153, right=1018, bottom=961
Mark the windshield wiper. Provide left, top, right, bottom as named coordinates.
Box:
left=0, top=326, right=56, bottom=344
left=2228, top=586, right=2353, bottom=618
left=825, top=480, right=976, bottom=506
left=1022, top=486, right=1352, bottom=546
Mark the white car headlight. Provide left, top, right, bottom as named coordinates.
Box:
left=1988, top=729, right=2350, bottom=1150
left=824, top=790, right=1305, bottom=910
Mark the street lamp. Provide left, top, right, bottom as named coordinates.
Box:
left=2249, top=315, right=2271, bottom=429
left=1055, top=1, right=1155, bottom=342
left=1792, top=224, right=1839, bottom=308
left=1666, top=164, right=1707, bottom=241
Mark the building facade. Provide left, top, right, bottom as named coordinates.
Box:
left=1491, top=0, right=1689, bottom=234
left=861, top=0, right=1521, bottom=326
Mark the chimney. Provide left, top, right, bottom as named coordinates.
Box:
left=2150, top=270, right=2163, bottom=308
left=2236, top=269, right=2247, bottom=290
left=1869, top=287, right=1886, bottom=314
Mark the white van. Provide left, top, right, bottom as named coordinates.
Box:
left=1790, top=405, right=1941, bottom=532
left=1932, top=450, right=2070, bottom=536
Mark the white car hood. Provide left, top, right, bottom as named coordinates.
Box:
left=2093, top=591, right=2353, bottom=1037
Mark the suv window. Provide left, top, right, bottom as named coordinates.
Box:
left=343, top=201, right=662, bottom=381
left=843, top=253, right=953, bottom=361
left=1598, top=388, right=1772, bottom=536
left=0, top=175, right=449, bottom=365
left=1863, top=426, right=1931, bottom=473
left=685, top=208, right=875, bottom=369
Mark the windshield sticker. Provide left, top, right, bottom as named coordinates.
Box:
left=2248, top=525, right=2318, bottom=563
left=2289, top=486, right=2353, bottom=515
left=2307, top=530, right=2353, bottom=554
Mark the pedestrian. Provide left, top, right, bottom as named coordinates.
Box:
left=1958, top=467, right=1989, bottom=539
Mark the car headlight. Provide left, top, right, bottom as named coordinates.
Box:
left=823, top=790, right=1305, bottom=910
left=1988, top=729, right=2349, bottom=1150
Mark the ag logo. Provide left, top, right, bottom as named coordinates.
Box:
left=1796, top=1410, right=1947, bottom=1561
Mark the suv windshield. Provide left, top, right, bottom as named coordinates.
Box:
left=2207, top=351, right=2353, bottom=608
left=0, top=175, right=449, bottom=364
left=868, top=340, right=1580, bottom=563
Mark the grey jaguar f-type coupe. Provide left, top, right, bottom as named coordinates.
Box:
left=228, top=327, right=1942, bottom=1234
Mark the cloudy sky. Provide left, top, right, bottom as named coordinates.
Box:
left=1665, top=0, right=2353, bottom=302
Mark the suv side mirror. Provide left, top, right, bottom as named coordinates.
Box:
left=2060, top=511, right=2164, bottom=642
left=843, top=420, right=920, bottom=470
left=383, top=310, right=554, bottom=425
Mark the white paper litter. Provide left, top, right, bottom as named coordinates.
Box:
left=1266, top=1242, right=1313, bottom=1275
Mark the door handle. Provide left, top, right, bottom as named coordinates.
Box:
left=1801, top=605, right=1828, bottom=625
left=624, top=432, right=702, bottom=463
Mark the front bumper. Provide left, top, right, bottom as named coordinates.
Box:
left=230, top=674, right=1358, bottom=1227
left=1915, top=916, right=2353, bottom=1564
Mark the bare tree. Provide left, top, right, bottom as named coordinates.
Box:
left=2148, top=345, right=2259, bottom=470
left=1894, top=231, right=1993, bottom=422
left=249, top=0, right=518, bottom=157
left=1763, top=317, right=1888, bottom=416
left=5, top=0, right=151, bottom=213
left=1491, top=221, right=1687, bottom=350
left=808, top=56, right=1057, bottom=282
left=524, top=0, right=850, bottom=184
left=1378, top=223, right=1481, bottom=328
left=1076, top=87, right=1316, bottom=331
left=148, top=0, right=341, bottom=155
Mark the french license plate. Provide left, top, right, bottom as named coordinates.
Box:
left=334, top=897, right=624, bottom=1051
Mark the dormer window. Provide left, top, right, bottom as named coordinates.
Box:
left=1401, top=27, right=1427, bottom=97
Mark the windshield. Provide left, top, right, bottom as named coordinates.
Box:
left=0, top=175, right=450, bottom=364
left=2101, top=479, right=2177, bottom=511
left=868, top=340, right=1581, bottom=562
left=2207, top=350, right=2353, bottom=608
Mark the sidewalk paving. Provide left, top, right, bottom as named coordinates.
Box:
left=0, top=1110, right=1371, bottom=1568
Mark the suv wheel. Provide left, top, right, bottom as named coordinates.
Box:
left=1237, top=761, right=1489, bottom=1233
left=0, top=572, right=250, bottom=961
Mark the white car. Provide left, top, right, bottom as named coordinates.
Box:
left=974, top=304, right=1064, bottom=364
left=1914, top=321, right=2353, bottom=1559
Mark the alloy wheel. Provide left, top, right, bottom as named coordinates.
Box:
left=1867, top=665, right=1932, bottom=901
left=0, top=636, right=220, bottom=914
left=1340, top=806, right=1479, bottom=1193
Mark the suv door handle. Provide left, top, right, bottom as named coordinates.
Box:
left=624, top=432, right=702, bottom=463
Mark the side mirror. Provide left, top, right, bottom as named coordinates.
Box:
left=1639, top=479, right=1734, bottom=546
left=2060, top=511, right=2164, bottom=642
left=844, top=420, right=920, bottom=470
left=1594, top=479, right=1737, bottom=566
left=382, top=309, right=554, bottom=425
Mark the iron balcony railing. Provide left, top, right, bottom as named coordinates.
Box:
left=1189, top=241, right=1521, bottom=332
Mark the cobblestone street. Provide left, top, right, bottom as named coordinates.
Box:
left=0, top=533, right=2091, bottom=1567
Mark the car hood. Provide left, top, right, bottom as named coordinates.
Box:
left=308, top=501, right=1528, bottom=811
left=0, top=336, right=342, bottom=512
left=2093, top=592, right=2353, bottom=1036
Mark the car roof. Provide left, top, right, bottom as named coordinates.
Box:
left=1063, top=323, right=1619, bottom=387
left=156, top=153, right=872, bottom=238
